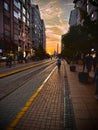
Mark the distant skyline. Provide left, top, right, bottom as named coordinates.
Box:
left=31, top=0, right=74, bottom=54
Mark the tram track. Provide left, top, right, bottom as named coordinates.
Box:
left=0, top=61, right=56, bottom=101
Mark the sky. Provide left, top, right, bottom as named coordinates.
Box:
left=31, top=0, right=74, bottom=55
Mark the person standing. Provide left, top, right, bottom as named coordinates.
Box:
left=6, top=55, right=12, bottom=67
left=56, top=58, right=61, bottom=71
left=85, top=53, right=93, bottom=73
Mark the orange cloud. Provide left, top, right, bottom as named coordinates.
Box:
left=32, top=0, right=73, bottom=54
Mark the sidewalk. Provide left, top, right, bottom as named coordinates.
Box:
left=7, top=61, right=66, bottom=130
left=1, top=60, right=98, bottom=130
left=65, top=62, right=98, bottom=130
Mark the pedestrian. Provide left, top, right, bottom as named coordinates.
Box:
left=24, top=55, right=28, bottom=63
left=93, top=64, right=98, bottom=99
left=56, top=58, right=61, bottom=71
left=85, top=53, right=93, bottom=73
left=6, top=55, right=12, bottom=67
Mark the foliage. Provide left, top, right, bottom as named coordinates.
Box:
left=61, top=11, right=98, bottom=58
left=34, top=45, right=50, bottom=59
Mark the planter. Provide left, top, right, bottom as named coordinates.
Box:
left=78, top=72, right=89, bottom=82
left=70, top=65, right=76, bottom=72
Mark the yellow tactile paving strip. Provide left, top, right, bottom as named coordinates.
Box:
left=7, top=66, right=57, bottom=130
left=0, top=61, right=50, bottom=78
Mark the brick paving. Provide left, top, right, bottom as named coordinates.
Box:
left=13, top=61, right=65, bottom=130
left=1, top=60, right=98, bottom=130
left=65, top=63, right=98, bottom=130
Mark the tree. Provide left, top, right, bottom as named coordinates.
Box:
left=34, top=45, right=47, bottom=60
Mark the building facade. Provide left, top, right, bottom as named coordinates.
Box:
left=41, top=19, right=46, bottom=50
left=69, top=0, right=98, bottom=26
left=69, top=8, right=79, bottom=26
left=18, top=0, right=32, bottom=57
left=31, top=4, right=43, bottom=50
left=0, top=0, right=46, bottom=57
left=0, top=0, right=19, bottom=55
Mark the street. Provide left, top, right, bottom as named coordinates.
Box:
left=0, top=59, right=56, bottom=130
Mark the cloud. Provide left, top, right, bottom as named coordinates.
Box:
left=31, top=0, right=73, bottom=54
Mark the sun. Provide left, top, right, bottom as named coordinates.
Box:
left=46, top=48, right=54, bottom=55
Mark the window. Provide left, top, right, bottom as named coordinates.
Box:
left=27, top=20, right=29, bottom=26
left=14, top=0, right=18, bottom=8
left=4, top=16, right=10, bottom=25
left=18, top=11, right=21, bottom=19
left=4, top=30, right=10, bottom=37
left=23, top=16, right=26, bottom=23
left=23, top=0, right=26, bottom=4
left=4, top=2, right=9, bottom=11
left=14, top=23, right=19, bottom=30
left=35, top=30, right=37, bottom=34
left=14, top=10, right=18, bottom=19
left=23, top=7, right=26, bottom=15
left=14, top=34, right=18, bottom=41
left=18, top=2, right=21, bottom=9
left=27, top=12, right=30, bottom=19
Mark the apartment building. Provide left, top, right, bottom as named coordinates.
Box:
left=0, top=0, right=46, bottom=57
left=69, top=8, right=78, bottom=26
left=69, top=0, right=87, bottom=26
left=18, top=0, right=32, bottom=57
left=0, top=0, right=19, bottom=55
left=0, top=0, right=32, bottom=57
left=41, top=19, right=46, bottom=50
left=87, top=0, right=98, bottom=22
left=31, top=4, right=46, bottom=50
left=69, top=0, right=98, bottom=26
left=31, top=4, right=44, bottom=50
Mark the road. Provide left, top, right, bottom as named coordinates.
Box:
left=0, top=59, right=56, bottom=130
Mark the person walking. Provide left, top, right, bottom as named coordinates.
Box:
left=56, top=58, right=61, bottom=71
left=85, top=53, right=93, bottom=73
left=6, top=55, right=12, bottom=68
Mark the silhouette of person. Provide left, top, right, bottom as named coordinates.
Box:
left=85, top=53, right=93, bottom=73
left=56, top=58, right=61, bottom=71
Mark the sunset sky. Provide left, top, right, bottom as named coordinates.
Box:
left=32, top=0, right=74, bottom=54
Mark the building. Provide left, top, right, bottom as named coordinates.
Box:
left=18, top=0, right=32, bottom=57
left=41, top=19, right=46, bottom=50
left=69, top=8, right=79, bottom=26
left=0, top=0, right=32, bottom=57
left=31, top=4, right=43, bottom=50
left=87, top=0, right=98, bottom=22
left=0, top=0, right=46, bottom=57
left=69, top=0, right=98, bottom=27
left=0, top=0, right=19, bottom=55
left=69, top=0, right=87, bottom=26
